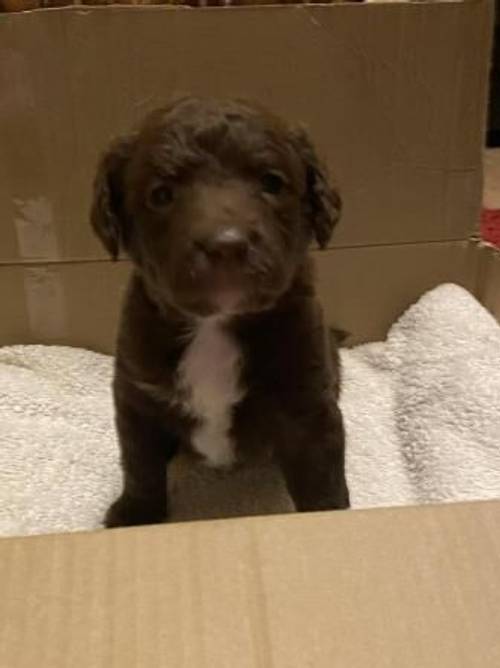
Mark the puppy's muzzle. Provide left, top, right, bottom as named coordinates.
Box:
left=187, top=226, right=255, bottom=311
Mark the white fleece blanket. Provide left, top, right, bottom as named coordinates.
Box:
left=1, top=284, right=499, bottom=537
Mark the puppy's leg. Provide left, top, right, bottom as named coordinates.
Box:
left=105, top=400, right=177, bottom=528
left=275, top=403, right=349, bottom=512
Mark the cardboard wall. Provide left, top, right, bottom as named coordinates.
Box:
left=0, top=1, right=493, bottom=264
left=476, top=242, right=500, bottom=320
left=1, top=501, right=499, bottom=667
left=0, top=0, right=496, bottom=349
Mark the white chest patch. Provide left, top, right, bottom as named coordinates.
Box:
left=176, top=317, right=244, bottom=468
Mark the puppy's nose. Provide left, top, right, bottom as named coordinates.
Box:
left=198, top=228, right=249, bottom=262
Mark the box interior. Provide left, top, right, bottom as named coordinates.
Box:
left=0, top=1, right=498, bottom=349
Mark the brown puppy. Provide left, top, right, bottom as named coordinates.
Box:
left=91, top=97, right=349, bottom=527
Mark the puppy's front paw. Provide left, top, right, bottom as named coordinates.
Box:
left=332, top=480, right=350, bottom=510
left=104, top=493, right=167, bottom=528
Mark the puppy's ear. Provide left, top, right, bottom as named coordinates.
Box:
left=292, top=127, right=341, bottom=249
left=90, top=136, right=134, bottom=260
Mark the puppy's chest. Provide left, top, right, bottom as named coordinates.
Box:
left=175, top=318, right=244, bottom=468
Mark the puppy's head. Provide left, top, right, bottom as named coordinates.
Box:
left=91, top=97, right=341, bottom=317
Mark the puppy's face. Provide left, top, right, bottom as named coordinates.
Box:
left=91, top=97, right=340, bottom=317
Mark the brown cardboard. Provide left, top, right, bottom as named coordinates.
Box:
left=1, top=501, right=499, bottom=667
left=476, top=242, right=500, bottom=321
left=484, top=250, right=500, bottom=319
left=0, top=240, right=477, bottom=351
left=0, top=0, right=493, bottom=264
left=316, top=240, right=478, bottom=342
left=0, top=260, right=129, bottom=351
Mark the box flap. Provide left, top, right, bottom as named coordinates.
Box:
left=0, top=1, right=493, bottom=263
left=1, top=501, right=499, bottom=667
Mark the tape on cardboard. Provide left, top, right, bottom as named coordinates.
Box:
left=14, top=197, right=59, bottom=260
left=23, top=267, right=68, bottom=342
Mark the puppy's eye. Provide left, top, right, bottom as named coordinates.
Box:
left=148, top=184, right=173, bottom=209
left=261, top=171, right=285, bottom=195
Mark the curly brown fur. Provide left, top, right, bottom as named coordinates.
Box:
left=91, top=97, right=349, bottom=527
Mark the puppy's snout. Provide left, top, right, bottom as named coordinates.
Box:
left=195, top=227, right=250, bottom=263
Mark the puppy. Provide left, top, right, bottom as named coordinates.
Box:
left=91, top=97, right=350, bottom=527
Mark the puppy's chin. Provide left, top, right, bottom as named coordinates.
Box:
left=173, top=285, right=281, bottom=319
left=162, top=255, right=294, bottom=318
left=211, top=288, right=245, bottom=314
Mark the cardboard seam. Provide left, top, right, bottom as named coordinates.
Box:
left=0, top=239, right=475, bottom=268
left=245, top=526, right=274, bottom=668
left=1, top=1, right=486, bottom=22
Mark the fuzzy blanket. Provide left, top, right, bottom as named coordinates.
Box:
left=1, top=284, right=499, bottom=537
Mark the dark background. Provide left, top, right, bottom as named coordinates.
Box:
left=488, top=1, right=500, bottom=146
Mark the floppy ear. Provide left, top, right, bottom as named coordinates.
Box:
left=90, top=136, right=134, bottom=260
left=292, top=127, right=342, bottom=249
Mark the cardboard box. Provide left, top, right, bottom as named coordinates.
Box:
left=0, top=2, right=499, bottom=666
left=1, top=502, right=500, bottom=668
